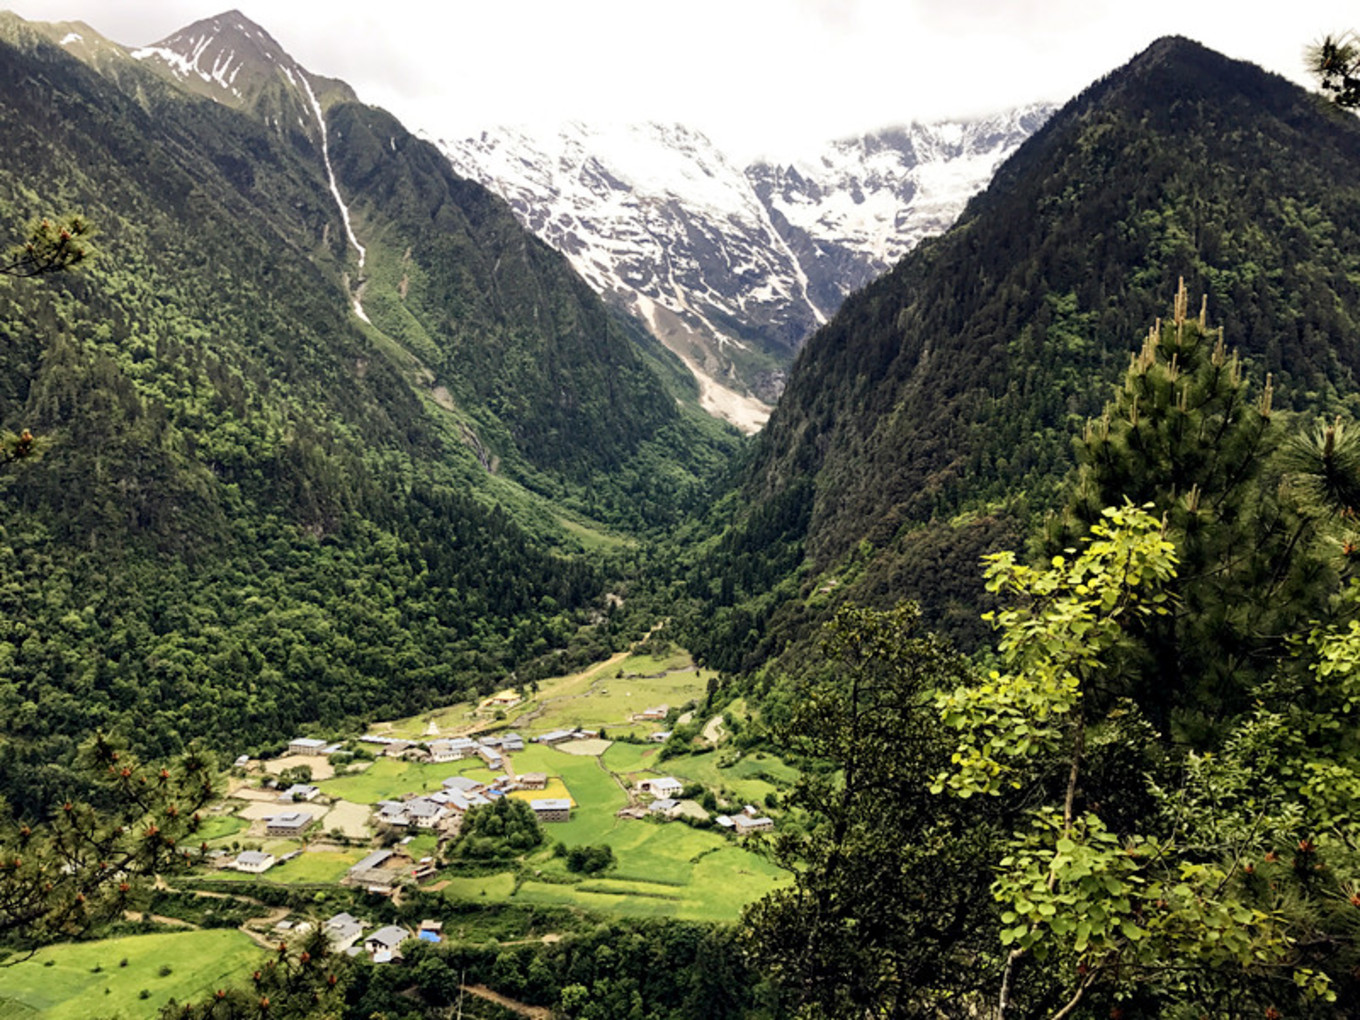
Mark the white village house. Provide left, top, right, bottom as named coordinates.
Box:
left=636, top=776, right=684, bottom=799
left=233, top=850, right=276, bottom=874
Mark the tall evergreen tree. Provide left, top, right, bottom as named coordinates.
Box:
left=1045, top=281, right=1354, bottom=735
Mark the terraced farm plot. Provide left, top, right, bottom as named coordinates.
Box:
left=440, top=871, right=517, bottom=902
left=506, top=778, right=573, bottom=804
left=523, top=671, right=711, bottom=735
left=316, top=798, right=371, bottom=838
left=511, top=831, right=787, bottom=922
left=601, top=742, right=660, bottom=774
left=667, top=752, right=799, bottom=807
left=555, top=738, right=611, bottom=756
left=0, top=930, right=261, bottom=1020
left=267, top=848, right=368, bottom=883
left=262, top=753, right=335, bottom=780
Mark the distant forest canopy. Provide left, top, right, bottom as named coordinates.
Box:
left=0, top=19, right=737, bottom=816
left=677, top=36, right=1360, bottom=677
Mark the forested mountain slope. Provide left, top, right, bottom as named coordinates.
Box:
left=0, top=13, right=734, bottom=811
left=689, top=36, right=1360, bottom=668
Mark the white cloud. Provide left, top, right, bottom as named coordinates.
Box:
left=5, top=0, right=1357, bottom=160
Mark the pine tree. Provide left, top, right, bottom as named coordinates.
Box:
left=1045, top=282, right=1355, bottom=736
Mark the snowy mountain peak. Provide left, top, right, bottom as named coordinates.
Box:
left=131, top=10, right=354, bottom=116
left=442, top=106, right=1054, bottom=429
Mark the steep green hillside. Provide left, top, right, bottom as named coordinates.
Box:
left=687, top=37, right=1360, bottom=670
left=0, top=16, right=734, bottom=813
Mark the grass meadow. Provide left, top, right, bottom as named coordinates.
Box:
left=0, top=930, right=261, bottom=1020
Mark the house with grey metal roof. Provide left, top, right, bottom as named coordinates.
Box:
left=406, top=798, right=446, bottom=828
left=265, top=811, right=314, bottom=837
left=233, top=850, right=276, bottom=873
left=364, top=925, right=410, bottom=960
left=324, top=912, right=365, bottom=952
left=732, top=814, right=774, bottom=836
left=530, top=798, right=572, bottom=822
left=536, top=729, right=576, bottom=745
left=441, top=775, right=487, bottom=795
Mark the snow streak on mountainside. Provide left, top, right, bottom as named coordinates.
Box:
left=124, top=11, right=369, bottom=316
left=124, top=10, right=356, bottom=142
left=439, top=107, right=1053, bottom=429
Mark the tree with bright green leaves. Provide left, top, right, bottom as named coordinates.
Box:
left=936, top=506, right=1360, bottom=1017
left=747, top=290, right=1360, bottom=1017
left=0, top=218, right=221, bottom=956
left=1043, top=281, right=1359, bottom=736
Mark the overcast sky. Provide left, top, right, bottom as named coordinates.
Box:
left=5, top=1, right=1358, bottom=160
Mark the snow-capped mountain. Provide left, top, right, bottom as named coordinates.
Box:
left=124, top=10, right=355, bottom=145
left=439, top=107, right=1053, bottom=428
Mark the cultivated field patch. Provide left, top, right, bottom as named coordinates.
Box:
left=0, top=930, right=261, bottom=1020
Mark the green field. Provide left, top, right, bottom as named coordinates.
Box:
left=667, top=751, right=799, bottom=808
left=612, top=649, right=696, bottom=676
left=316, top=756, right=486, bottom=804
left=194, top=813, right=248, bottom=844
left=601, top=741, right=661, bottom=775
left=439, top=735, right=790, bottom=923
left=513, top=745, right=625, bottom=842
left=522, top=668, right=711, bottom=736
left=439, top=872, right=518, bottom=902
left=269, top=849, right=367, bottom=883
left=0, top=930, right=262, bottom=1019
left=513, top=825, right=787, bottom=922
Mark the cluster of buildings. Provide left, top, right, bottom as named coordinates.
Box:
left=295, top=913, right=444, bottom=964
left=279, top=732, right=527, bottom=769
left=355, top=731, right=525, bottom=767
left=533, top=727, right=597, bottom=746
left=715, top=806, right=775, bottom=835
left=364, top=745, right=565, bottom=832
left=627, top=776, right=774, bottom=835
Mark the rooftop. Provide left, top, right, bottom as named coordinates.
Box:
left=531, top=798, right=572, bottom=811
left=366, top=925, right=409, bottom=949
left=350, top=849, right=395, bottom=873
left=268, top=811, right=313, bottom=826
